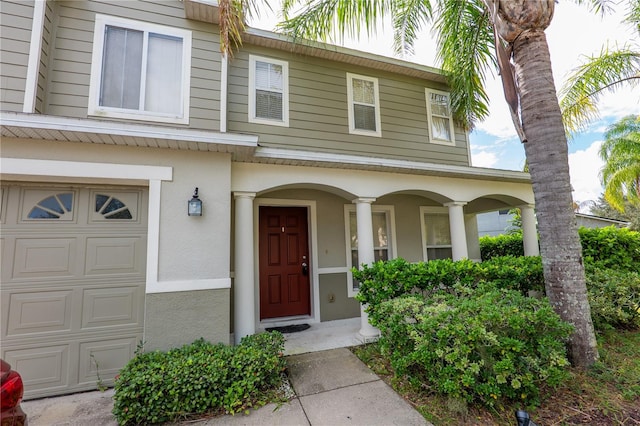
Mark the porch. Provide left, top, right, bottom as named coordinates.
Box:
left=283, top=317, right=362, bottom=355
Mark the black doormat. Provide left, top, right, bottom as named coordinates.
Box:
left=266, top=324, right=311, bottom=334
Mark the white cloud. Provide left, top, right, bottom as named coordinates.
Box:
left=568, top=140, right=604, bottom=208
left=470, top=150, right=499, bottom=168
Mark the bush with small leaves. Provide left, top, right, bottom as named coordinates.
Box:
left=371, top=286, right=572, bottom=407
left=579, top=226, right=640, bottom=271
left=476, top=255, right=544, bottom=294
left=479, top=233, right=526, bottom=260
left=586, top=265, right=640, bottom=331
left=112, top=332, right=286, bottom=425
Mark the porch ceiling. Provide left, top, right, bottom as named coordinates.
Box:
left=1, top=112, right=258, bottom=159
left=249, top=147, right=532, bottom=184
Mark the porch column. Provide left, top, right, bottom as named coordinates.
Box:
left=354, top=197, right=380, bottom=342
left=445, top=201, right=468, bottom=261
left=520, top=204, right=540, bottom=256
left=234, top=192, right=256, bottom=345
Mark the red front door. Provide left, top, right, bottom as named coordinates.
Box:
left=259, top=206, right=311, bottom=319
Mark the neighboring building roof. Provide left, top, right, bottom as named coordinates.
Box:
left=575, top=213, right=630, bottom=228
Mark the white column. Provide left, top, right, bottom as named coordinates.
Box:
left=520, top=204, right=540, bottom=256
left=445, top=201, right=469, bottom=261
left=354, top=197, right=380, bottom=341
left=233, top=192, right=256, bottom=344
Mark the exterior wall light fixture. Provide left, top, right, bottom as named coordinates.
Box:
left=188, top=187, right=202, bottom=216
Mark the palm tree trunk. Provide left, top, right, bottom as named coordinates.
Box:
left=513, top=30, right=599, bottom=367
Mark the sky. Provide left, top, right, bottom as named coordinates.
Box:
left=250, top=1, right=639, bottom=211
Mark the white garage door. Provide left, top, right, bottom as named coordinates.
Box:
left=1, top=183, right=147, bottom=399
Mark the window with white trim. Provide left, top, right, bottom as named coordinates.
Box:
left=248, top=55, right=289, bottom=126
left=346, top=73, right=381, bottom=137
left=425, top=89, right=455, bottom=145
left=344, top=205, right=396, bottom=296
left=420, top=206, right=453, bottom=260
left=88, top=15, right=192, bottom=124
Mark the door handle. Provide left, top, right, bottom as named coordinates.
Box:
left=302, top=262, right=308, bottom=275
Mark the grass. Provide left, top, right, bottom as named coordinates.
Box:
left=352, top=328, right=640, bottom=425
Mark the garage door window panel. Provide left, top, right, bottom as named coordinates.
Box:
left=25, top=192, right=74, bottom=221
left=92, top=191, right=140, bottom=221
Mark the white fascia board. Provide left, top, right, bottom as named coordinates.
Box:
left=1, top=158, right=173, bottom=181
left=254, top=147, right=531, bottom=182
left=0, top=112, right=258, bottom=147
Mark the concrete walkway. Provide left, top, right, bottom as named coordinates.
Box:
left=23, top=348, right=429, bottom=425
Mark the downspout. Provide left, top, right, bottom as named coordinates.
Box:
left=23, top=0, right=46, bottom=113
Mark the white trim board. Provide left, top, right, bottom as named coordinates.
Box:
left=23, top=0, right=46, bottom=113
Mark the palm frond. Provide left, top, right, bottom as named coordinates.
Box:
left=278, top=0, right=392, bottom=44
left=572, top=0, right=617, bottom=16
left=624, top=0, right=640, bottom=36
left=433, top=0, right=494, bottom=128
left=559, top=45, right=640, bottom=137
left=390, top=0, right=433, bottom=56
left=599, top=115, right=640, bottom=211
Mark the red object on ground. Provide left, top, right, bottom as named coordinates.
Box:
left=1, top=359, right=27, bottom=426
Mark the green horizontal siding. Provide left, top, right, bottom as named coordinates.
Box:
left=228, top=45, right=469, bottom=166
left=1, top=0, right=34, bottom=112
left=44, top=0, right=222, bottom=130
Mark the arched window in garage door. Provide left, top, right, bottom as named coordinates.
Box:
left=27, top=192, right=74, bottom=219
left=95, top=194, right=132, bottom=219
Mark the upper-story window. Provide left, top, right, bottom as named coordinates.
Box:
left=248, top=55, right=289, bottom=127
left=346, top=73, right=381, bottom=137
left=88, top=15, right=192, bottom=124
left=425, top=89, right=455, bottom=145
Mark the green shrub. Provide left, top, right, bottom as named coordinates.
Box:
left=355, top=256, right=544, bottom=313
left=112, top=332, right=285, bottom=425
left=479, top=233, right=525, bottom=260
left=479, top=226, right=640, bottom=271
left=586, top=266, right=640, bottom=331
left=579, top=227, right=640, bottom=271
left=477, top=255, right=544, bottom=293
left=371, top=287, right=572, bottom=407
left=354, top=258, right=478, bottom=308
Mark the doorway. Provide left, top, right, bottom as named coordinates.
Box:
left=258, top=206, right=311, bottom=319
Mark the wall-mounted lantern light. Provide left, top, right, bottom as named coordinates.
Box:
left=188, top=187, right=202, bottom=216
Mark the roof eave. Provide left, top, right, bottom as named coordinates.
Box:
left=0, top=112, right=259, bottom=159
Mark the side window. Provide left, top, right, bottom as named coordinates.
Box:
left=88, top=15, right=192, bottom=124
left=346, top=73, right=381, bottom=137
left=425, top=89, right=455, bottom=145
left=420, top=206, right=453, bottom=260
left=248, top=55, right=289, bottom=127
left=344, top=205, right=396, bottom=296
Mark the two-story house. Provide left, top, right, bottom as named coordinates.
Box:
left=1, top=0, right=540, bottom=399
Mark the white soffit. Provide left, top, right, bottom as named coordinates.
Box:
left=1, top=112, right=258, bottom=157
